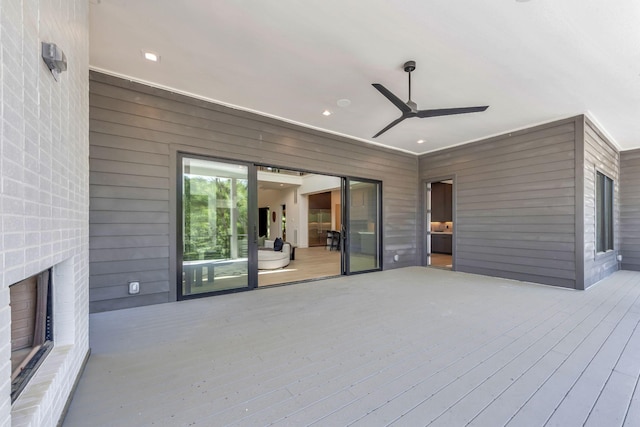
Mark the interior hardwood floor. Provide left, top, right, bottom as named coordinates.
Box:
left=431, top=253, right=452, bottom=269
left=258, top=246, right=341, bottom=287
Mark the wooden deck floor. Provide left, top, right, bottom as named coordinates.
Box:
left=63, top=268, right=640, bottom=426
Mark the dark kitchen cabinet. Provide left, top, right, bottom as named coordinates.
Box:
left=444, top=183, right=452, bottom=220
left=444, top=234, right=452, bottom=254
left=432, top=235, right=444, bottom=253
left=431, top=183, right=452, bottom=222
left=431, top=234, right=452, bottom=254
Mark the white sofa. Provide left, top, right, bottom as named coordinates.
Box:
left=258, top=239, right=291, bottom=270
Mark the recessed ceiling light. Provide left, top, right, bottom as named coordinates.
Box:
left=322, top=110, right=332, bottom=116
left=337, top=99, right=351, bottom=108
left=142, top=51, right=159, bottom=62
left=279, top=184, right=284, bottom=187
left=417, top=139, right=425, bottom=144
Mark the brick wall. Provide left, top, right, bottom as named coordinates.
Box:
left=0, top=0, right=89, bottom=425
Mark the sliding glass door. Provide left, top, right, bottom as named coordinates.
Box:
left=344, top=179, right=382, bottom=273
left=179, top=156, right=254, bottom=298
left=178, top=155, right=382, bottom=299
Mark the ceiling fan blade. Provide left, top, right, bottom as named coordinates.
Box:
left=372, top=84, right=412, bottom=114
left=417, top=106, right=489, bottom=118
left=373, top=116, right=408, bottom=138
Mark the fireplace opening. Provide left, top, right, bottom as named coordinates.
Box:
left=10, top=268, right=53, bottom=403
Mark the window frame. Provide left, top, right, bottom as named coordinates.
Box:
left=595, top=170, right=614, bottom=254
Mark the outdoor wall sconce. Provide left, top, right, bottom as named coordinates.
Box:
left=41, top=42, right=67, bottom=81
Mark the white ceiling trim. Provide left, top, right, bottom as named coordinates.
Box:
left=583, top=110, right=621, bottom=151
left=416, top=112, right=622, bottom=156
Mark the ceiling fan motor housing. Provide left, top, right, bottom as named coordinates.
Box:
left=404, top=60, right=416, bottom=73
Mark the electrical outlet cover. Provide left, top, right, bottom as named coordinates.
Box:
left=128, top=281, right=140, bottom=294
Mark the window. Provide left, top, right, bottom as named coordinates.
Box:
left=596, top=171, right=614, bottom=253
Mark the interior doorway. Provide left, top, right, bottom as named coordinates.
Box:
left=257, top=167, right=343, bottom=287
left=426, top=179, right=454, bottom=270
left=258, top=207, right=270, bottom=239
left=281, top=204, right=286, bottom=241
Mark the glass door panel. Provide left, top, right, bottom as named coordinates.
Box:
left=426, top=181, right=432, bottom=266
left=347, top=180, right=381, bottom=273
left=180, top=157, right=249, bottom=297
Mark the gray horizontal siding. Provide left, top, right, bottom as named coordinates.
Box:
left=91, top=293, right=173, bottom=313
left=90, top=258, right=169, bottom=275
left=89, top=71, right=418, bottom=312
left=89, top=102, right=171, bottom=312
left=419, top=117, right=579, bottom=288
left=89, top=85, right=415, bottom=174
left=90, top=185, right=169, bottom=200
left=620, top=148, right=640, bottom=271
left=582, top=118, right=619, bottom=288
left=90, top=223, right=169, bottom=236
left=91, top=273, right=169, bottom=292
left=90, top=280, right=170, bottom=302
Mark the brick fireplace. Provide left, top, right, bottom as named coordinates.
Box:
left=10, top=269, right=53, bottom=402
left=0, top=0, right=90, bottom=425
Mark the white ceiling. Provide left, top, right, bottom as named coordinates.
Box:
left=89, top=0, right=640, bottom=155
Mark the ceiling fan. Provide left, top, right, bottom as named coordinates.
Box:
left=372, top=60, right=489, bottom=138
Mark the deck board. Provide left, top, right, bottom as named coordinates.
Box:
left=63, top=268, right=640, bottom=426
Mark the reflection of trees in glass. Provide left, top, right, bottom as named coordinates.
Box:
left=183, top=175, right=248, bottom=261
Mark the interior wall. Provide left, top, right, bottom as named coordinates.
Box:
left=419, top=117, right=579, bottom=288
left=0, top=0, right=90, bottom=425
left=281, top=189, right=297, bottom=243
left=88, top=71, right=419, bottom=312
left=620, top=148, right=640, bottom=271
left=582, top=117, right=620, bottom=288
